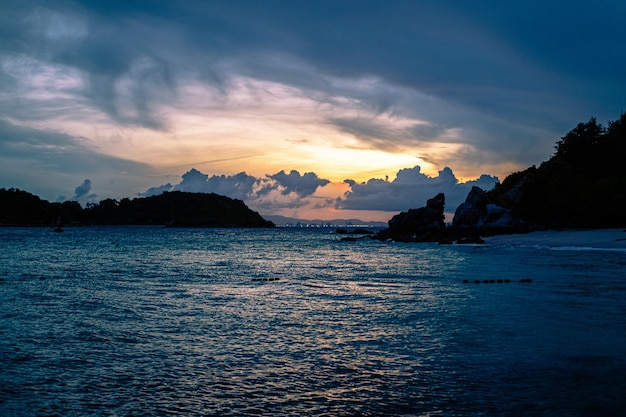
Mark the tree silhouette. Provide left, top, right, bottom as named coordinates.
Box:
left=490, top=113, right=626, bottom=228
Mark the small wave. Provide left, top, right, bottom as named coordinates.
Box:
left=549, top=246, right=626, bottom=253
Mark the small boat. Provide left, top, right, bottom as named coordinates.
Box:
left=53, top=216, right=63, bottom=233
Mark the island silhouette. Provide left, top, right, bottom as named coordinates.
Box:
left=0, top=190, right=274, bottom=228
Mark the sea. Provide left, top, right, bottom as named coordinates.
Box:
left=1, top=226, right=626, bottom=416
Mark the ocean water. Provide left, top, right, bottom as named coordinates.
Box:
left=1, top=226, right=626, bottom=416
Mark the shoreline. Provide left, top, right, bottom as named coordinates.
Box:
left=3, top=224, right=626, bottom=249
left=484, top=228, right=626, bottom=250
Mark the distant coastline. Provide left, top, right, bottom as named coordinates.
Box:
left=263, top=214, right=386, bottom=228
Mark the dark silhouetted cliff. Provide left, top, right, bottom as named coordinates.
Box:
left=481, top=113, right=626, bottom=229
left=378, top=113, right=626, bottom=242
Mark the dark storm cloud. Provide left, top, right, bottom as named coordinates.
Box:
left=1, top=1, right=177, bottom=128
left=338, top=166, right=499, bottom=213
left=4, top=0, right=624, bottom=138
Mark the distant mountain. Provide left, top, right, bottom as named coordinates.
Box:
left=263, top=214, right=387, bottom=228
left=0, top=189, right=274, bottom=228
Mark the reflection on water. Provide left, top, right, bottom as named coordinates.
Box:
left=1, top=227, right=626, bottom=416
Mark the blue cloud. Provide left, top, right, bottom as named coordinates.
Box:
left=338, top=166, right=499, bottom=213
left=267, top=170, right=330, bottom=198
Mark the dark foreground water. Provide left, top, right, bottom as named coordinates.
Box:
left=1, top=226, right=626, bottom=416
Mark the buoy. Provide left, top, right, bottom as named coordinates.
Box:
left=467, top=278, right=530, bottom=286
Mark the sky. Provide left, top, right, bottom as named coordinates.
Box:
left=1, top=0, right=625, bottom=222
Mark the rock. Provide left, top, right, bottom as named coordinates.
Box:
left=452, top=186, right=528, bottom=234
left=452, top=186, right=490, bottom=228
left=374, top=193, right=446, bottom=242
left=349, top=228, right=374, bottom=235
left=336, top=228, right=373, bottom=235
left=455, top=236, right=485, bottom=244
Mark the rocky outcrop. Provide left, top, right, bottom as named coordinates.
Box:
left=452, top=186, right=489, bottom=228
left=372, top=188, right=532, bottom=245
left=374, top=193, right=446, bottom=242
left=336, top=228, right=373, bottom=235
left=451, top=186, right=528, bottom=234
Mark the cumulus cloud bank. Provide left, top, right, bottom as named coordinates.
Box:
left=142, top=168, right=331, bottom=210
left=265, top=170, right=330, bottom=198
left=141, top=166, right=497, bottom=218
left=338, top=166, right=499, bottom=213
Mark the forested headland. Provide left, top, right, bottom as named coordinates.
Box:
left=0, top=190, right=275, bottom=228
left=375, top=112, right=626, bottom=242
left=486, top=113, right=626, bottom=229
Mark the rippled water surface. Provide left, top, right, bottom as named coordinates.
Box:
left=1, top=227, right=626, bottom=416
